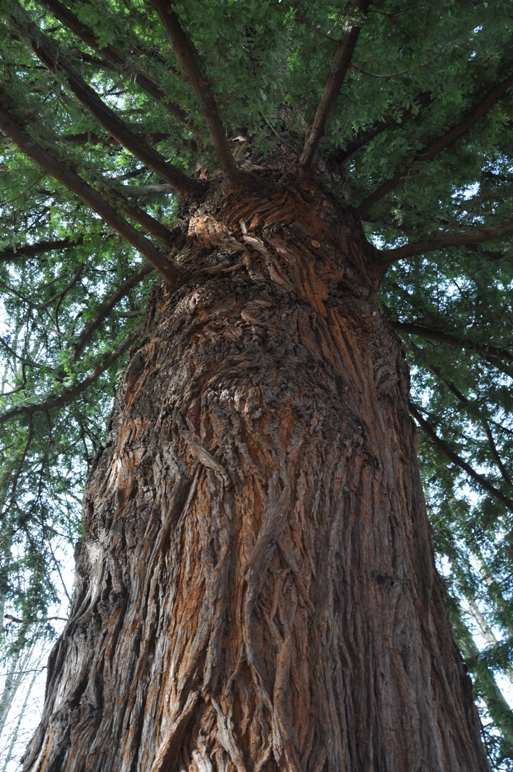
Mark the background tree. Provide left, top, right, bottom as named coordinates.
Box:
left=1, top=0, right=513, bottom=769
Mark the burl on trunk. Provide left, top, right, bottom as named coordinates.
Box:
left=23, top=176, right=490, bottom=771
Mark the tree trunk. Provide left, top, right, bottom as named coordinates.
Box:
left=22, top=176, right=490, bottom=771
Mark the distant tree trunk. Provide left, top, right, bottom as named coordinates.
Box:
left=23, top=176, right=490, bottom=771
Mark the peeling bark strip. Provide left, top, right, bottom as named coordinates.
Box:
left=23, top=179, right=490, bottom=771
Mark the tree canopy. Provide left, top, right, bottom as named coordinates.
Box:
left=1, top=0, right=513, bottom=766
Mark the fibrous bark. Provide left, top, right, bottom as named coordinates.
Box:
left=23, top=175, right=490, bottom=771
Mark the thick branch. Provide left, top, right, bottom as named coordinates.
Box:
left=88, top=177, right=176, bottom=245
left=74, top=265, right=153, bottom=360
left=0, top=327, right=142, bottom=426
left=300, top=0, right=370, bottom=168
left=380, top=222, right=513, bottom=264
left=0, top=237, right=84, bottom=261
left=150, top=0, right=239, bottom=184
left=0, top=99, right=183, bottom=286
left=1, top=189, right=175, bottom=251
left=6, top=1, right=195, bottom=195
left=388, top=320, right=513, bottom=366
left=118, top=184, right=175, bottom=197
left=112, top=193, right=176, bottom=246
left=36, top=0, right=198, bottom=135
left=410, top=403, right=513, bottom=513
left=40, top=174, right=177, bottom=246
left=355, top=71, right=513, bottom=217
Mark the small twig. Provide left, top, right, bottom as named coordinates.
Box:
left=37, top=0, right=199, bottom=135
left=425, top=1, right=472, bottom=22
left=1, top=172, right=46, bottom=204
left=0, top=99, right=184, bottom=286
left=1, top=416, right=34, bottom=520
left=355, top=70, right=513, bottom=217
left=349, top=49, right=444, bottom=79
left=73, top=264, right=153, bottom=360
left=35, top=262, right=85, bottom=310
left=7, top=0, right=196, bottom=194
left=47, top=540, right=71, bottom=603
left=388, top=319, right=513, bottom=367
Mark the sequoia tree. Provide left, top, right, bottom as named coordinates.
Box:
left=1, top=0, right=513, bottom=769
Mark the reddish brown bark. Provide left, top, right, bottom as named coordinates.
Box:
left=23, top=178, right=490, bottom=771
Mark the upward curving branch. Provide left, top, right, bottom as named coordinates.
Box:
left=0, top=99, right=183, bottom=287
left=379, top=221, right=513, bottom=264
left=36, top=0, right=199, bottom=136
left=355, top=71, right=513, bottom=217
left=150, top=0, right=240, bottom=185
left=300, top=0, right=370, bottom=168
left=5, top=0, right=196, bottom=195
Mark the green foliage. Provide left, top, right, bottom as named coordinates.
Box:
left=1, top=0, right=513, bottom=766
